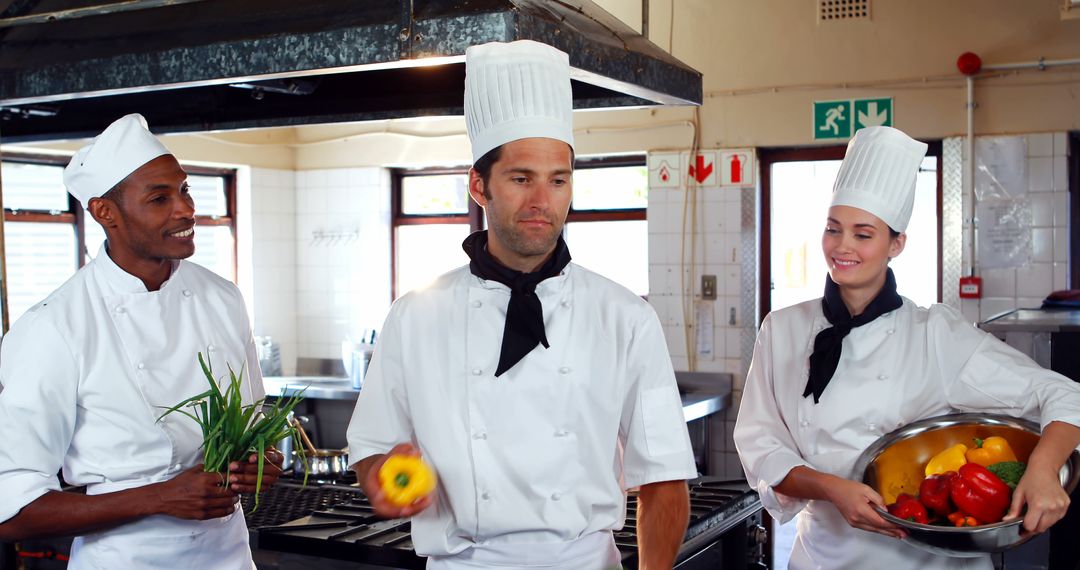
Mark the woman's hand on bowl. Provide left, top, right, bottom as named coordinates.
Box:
left=825, top=478, right=908, bottom=539
left=1007, top=463, right=1072, bottom=534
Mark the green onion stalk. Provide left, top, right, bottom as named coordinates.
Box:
left=158, top=351, right=308, bottom=510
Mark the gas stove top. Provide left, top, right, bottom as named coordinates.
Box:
left=246, top=478, right=763, bottom=569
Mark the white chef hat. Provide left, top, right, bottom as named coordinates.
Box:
left=63, top=113, right=172, bottom=209
left=464, top=40, right=574, bottom=164
left=830, top=126, right=928, bottom=232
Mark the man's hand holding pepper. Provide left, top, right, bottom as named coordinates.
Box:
left=227, top=447, right=285, bottom=494
left=356, top=443, right=435, bottom=519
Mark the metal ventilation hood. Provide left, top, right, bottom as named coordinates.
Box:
left=0, top=0, right=702, bottom=143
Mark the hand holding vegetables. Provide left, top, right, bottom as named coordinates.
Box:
left=158, top=352, right=307, bottom=510
left=152, top=464, right=239, bottom=520
left=227, top=448, right=285, bottom=494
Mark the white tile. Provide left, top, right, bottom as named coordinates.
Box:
left=647, top=235, right=666, bottom=264
left=981, top=267, right=1016, bottom=298
left=1017, top=297, right=1044, bottom=309
left=724, top=199, right=742, bottom=232
left=722, top=295, right=740, bottom=327
left=724, top=328, right=741, bottom=358
left=1027, top=157, right=1053, bottom=192
left=1026, top=133, right=1053, bottom=157
left=703, top=201, right=726, bottom=233
left=1017, top=263, right=1053, bottom=298
left=666, top=199, right=686, bottom=232
left=663, top=325, right=687, bottom=358
left=1053, top=132, right=1069, bottom=157
left=980, top=298, right=1017, bottom=322
left=648, top=266, right=666, bottom=296
left=1054, top=228, right=1069, bottom=263
left=294, top=170, right=309, bottom=189
left=647, top=201, right=667, bottom=234
left=1030, top=194, right=1053, bottom=227
left=1053, top=156, right=1068, bottom=192
left=1032, top=228, right=1053, bottom=263
left=960, top=297, right=980, bottom=324
left=1053, top=263, right=1069, bottom=292
left=1054, top=193, right=1071, bottom=228
left=327, top=169, right=349, bottom=189
left=309, top=169, right=329, bottom=189
left=728, top=232, right=743, bottom=264
left=723, top=266, right=740, bottom=298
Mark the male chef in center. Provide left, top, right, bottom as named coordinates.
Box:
left=346, top=40, right=697, bottom=569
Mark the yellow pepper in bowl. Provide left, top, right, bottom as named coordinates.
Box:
left=379, top=454, right=437, bottom=506
left=965, top=436, right=1017, bottom=467
left=925, top=443, right=968, bottom=476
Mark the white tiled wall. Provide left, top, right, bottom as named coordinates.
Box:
left=958, top=132, right=1071, bottom=324
left=293, top=167, right=393, bottom=363
left=646, top=170, right=752, bottom=479
left=250, top=168, right=300, bottom=374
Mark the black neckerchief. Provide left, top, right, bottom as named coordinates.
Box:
left=804, top=267, right=903, bottom=404
left=462, top=231, right=572, bottom=377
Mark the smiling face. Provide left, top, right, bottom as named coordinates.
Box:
left=822, top=205, right=906, bottom=294
left=90, top=154, right=196, bottom=266
left=468, top=137, right=573, bottom=272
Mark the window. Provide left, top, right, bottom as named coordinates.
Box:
left=391, top=156, right=648, bottom=299
left=0, top=155, right=236, bottom=328
left=563, top=158, right=648, bottom=296
left=760, top=143, right=943, bottom=318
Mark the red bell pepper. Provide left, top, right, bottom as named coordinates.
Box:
left=888, top=493, right=930, bottom=524
left=919, top=472, right=957, bottom=516
left=949, top=463, right=1011, bottom=524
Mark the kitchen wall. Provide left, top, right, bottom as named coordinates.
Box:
left=957, top=132, right=1072, bottom=323
left=249, top=168, right=299, bottom=375
left=292, top=167, right=393, bottom=366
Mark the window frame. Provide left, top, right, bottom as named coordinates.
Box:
left=390, top=154, right=647, bottom=299
left=0, top=152, right=238, bottom=330
left=757, top=141, right=943, bottom=324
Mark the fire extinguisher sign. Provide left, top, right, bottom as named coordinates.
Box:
left=719, top=149, right=755, bottom=187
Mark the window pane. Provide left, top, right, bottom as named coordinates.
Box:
left=769, top=156, right=939, bottom=311
left=401, top=174, right=469, bottom=215
left=396, top=224, right=471, bottom=297
left=564, top=220, right=648, bottom=296
left=189, top=174, right=227, bottom=217
left=189, top=225, right=235, bottom=281
left=3, top=222, right=76, bottom=323
left=1, top=162, right=69, bottom=211
left=572, top=165, right=647, bottom=211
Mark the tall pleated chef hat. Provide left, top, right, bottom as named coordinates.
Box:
left=464, top=40, right=574, bottom=164
left=64, top=113, right=171, bottom=209
left=830, top=126, right=928, bottom=233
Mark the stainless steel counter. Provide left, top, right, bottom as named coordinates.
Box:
left=264, top=376, right=731, bottom=423
left=980, top=308, right=1080, bottom=333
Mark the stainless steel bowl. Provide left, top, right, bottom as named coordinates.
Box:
left=852, top=413, right=1080, bottom=558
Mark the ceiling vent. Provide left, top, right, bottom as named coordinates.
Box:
left=819, top=0, right=871, bottom=22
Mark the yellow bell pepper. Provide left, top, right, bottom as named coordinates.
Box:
left=965, top=436, right=1017, bottom=467
left=379, top=454, right=437, bottom=507
left=925, top=443, right=968, bottom=476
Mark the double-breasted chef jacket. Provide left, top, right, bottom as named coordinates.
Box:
left=734, top=297, right=1080, bottom=570
left=0, top=245, right=263, bottom=569
left=347, top=263, right=697, bottom=567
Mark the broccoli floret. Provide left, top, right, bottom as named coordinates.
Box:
left=988, top=461, right=1027, bottom=489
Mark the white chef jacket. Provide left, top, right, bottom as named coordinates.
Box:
left=0, top=244, right=263, bottom=569
left=734, top=297, right=1080, bottom=570
left=347, top=263, right=697, bottom=566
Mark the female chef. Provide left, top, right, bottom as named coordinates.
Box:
left=734, top=126, right=1080, bottom=569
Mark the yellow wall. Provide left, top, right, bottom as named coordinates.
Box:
left=11, top=0, right=1080, bottom=168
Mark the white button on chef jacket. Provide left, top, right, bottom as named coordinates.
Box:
left=347, top=264, right=696, bottom=562
left=0, top=244, right=263, bottom=569
left=734, top=298, right=1080, bottom=570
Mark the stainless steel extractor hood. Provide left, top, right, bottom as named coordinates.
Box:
left=0, top=0, right=702, bottom=142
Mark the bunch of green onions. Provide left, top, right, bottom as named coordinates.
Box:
left=158, top=352, right=307, bottom=509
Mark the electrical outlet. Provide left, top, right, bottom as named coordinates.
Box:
left=701, top=275, right=717, bottom=300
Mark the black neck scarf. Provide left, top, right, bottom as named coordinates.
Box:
left=462, top=231, right=572, bottom=377
left=804, top=267, right=903, bottom=404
